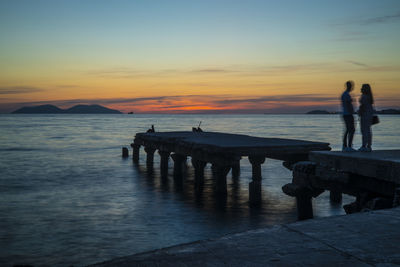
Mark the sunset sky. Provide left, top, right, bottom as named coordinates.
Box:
left=1, top=0, right=399, bottom=113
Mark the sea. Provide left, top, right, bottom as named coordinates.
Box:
left=1, top=114, right=399, bottom=266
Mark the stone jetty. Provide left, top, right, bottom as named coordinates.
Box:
left=283, top=150, right=400, bottom=219
left=131, top=131, right=331, bottom=204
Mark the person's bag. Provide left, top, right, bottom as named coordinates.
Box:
left=372, top=115, right=380, bottom=125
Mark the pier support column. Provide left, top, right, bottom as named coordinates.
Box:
left=171, top=153, right=186, bottom=179
left=330, top=190, right=342, bottom=203
left=144, top=147, right=156, bottom=167
left=393, top=188, right=400, bottom=207
left=213, top=163, right=231, bottom=195
left=296, top=192, right=314, bottom=220
left=231, top=160, right=241, bottom=178
left=158, top=150, right=170, bottom=177
left=122, top=147, right=129, bottom=158
left=191, top=158, right=207, bottom=187
left=130, top=142, right=141, bottom=163
left=211, top=164, right=217, bottom=176
left=248, top=156, right=265, bottom=205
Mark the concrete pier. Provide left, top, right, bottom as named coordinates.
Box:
left=231, top=160, right=240, bottom=178
left=130, top=142, right=140, bottom=163
left=283, top=150, right=400, bottom=219
left=132, top=131, right=330, bottom=204
left=248, top=155, right=265, bottom=204
left=93, top=207, right=400, bottom=266
left=191, top=158, right=207, bottom=188
left=158, top=150, right=170, bottom=177
left=144, top=146, right=156, bottom=167
left=171, top=153, right=186, bottom=178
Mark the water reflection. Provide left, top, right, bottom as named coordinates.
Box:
left=131, top=153, right=298, bottom=218
left=4, top=114, right=394, bottom=266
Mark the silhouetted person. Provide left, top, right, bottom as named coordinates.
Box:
left=192, top=121, right=203, bottom=132
left=341, top=80, right=356, bottom=152
left=147, top=125, right=155, bottom=133
left=358, top=84, right=374, bottom=152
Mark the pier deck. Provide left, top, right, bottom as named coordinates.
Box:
left=135, top=131, right=330, bottom=161
left=283, top=150, right=400, bottom=219
left=310, top=150, right=400, bottom=183
left=131, top=131, right=330, bottom=204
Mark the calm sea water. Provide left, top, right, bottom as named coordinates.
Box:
left=1, top=114, right=399, bottom=266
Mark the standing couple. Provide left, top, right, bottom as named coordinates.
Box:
left=341, top=81, right=375, bottom=152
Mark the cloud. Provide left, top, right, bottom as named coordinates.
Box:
left=213, top=95, right=338, bottom=105
left=55, top=85, right=80, bottom=88
left=85, top=63, right=340, bottom=80
left=4, top=93, right=400, bottom=114
left=346, top=60, right=369, bottom=68
left=86, top=67, right=237, bottom=78
left=330, top=12, right=400, bottom=42
left=0, top=86, right=44, bottom=94
left=361, top=12, right=400, bottom=25
left=190, top=68, right=237, bottom=74
left=86, top=68, right=148, bottom=78
left=332, top=12, right=400, bottom=27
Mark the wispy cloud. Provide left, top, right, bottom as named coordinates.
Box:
left=86, top=67, right=150, bottom=78
left=330, top=11, right=400, bottom=42
left=85, top=63, right=340, bottom=79
left=332, top=11, right=400, bottom=27
left=4, top=93, right=400, bottom=114
left=346, top=60, right=369, bottom=68
left=0, top=86, right=44, bottom=95
left=345, top=61, right=400, bottom=72
left=55, top=85, right=80, bottom=88
left=86, top=67, right=236, bottom=78
left=361, top=12, right=400, bottom=25
left=214, top=95, right=338, bottom=105
left=190, top=68, right=237, bottom=74
left=87, top=61, right=400, bottom=80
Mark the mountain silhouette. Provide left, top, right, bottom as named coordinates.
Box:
left=306, top=110, right=333, bottom=114
left=12, top=104, right=122, bottom=114
left=12, top=104, right=64, bottom=114
left=65, top=105, right=122, bottom=114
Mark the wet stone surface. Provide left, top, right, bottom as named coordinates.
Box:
left=93, top=207, right=400, bottom=266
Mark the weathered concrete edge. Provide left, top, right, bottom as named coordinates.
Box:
left=91, top=207, right=400, bottom=266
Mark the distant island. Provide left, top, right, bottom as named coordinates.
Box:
left=12, top=104, right=122, bottom=114
left=306, top=110, right=337, bottom=114
left=376, top=109, right=400, bottom=115
left=306, top=109, right=400, bottom=115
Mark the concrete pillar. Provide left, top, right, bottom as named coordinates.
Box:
left=191, top=158, right=207, bottom=187
left=211, top=164, right=217, bottom=175
left=330, top=190, right=342, bottom=203
left=213, top=164, right=231, bottom=195
left=144, top=146, right=156, bottom=167
left=122, top=147, right=129, bottom=158
left=393, top=187, right=400, bottom=207
left=248, top=156, right=265, bottom=204
left=130, top=142, right=141, bottom=163
left=158, top=150, right=170, bottom=177
left=296, top=194, right=313, bottom=220
left=231, top=160, right=240, bottom=178
left=171, top=153, right=186, bottom=179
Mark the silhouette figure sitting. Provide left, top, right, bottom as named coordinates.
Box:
left=147, top=125, right=155, bottom=133
left=192, top=121, right=203, bottom=132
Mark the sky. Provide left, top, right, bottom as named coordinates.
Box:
left=0, top=0, right=399, bottom=113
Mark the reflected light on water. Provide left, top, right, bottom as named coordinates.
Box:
left=1, top=114, right=399, bottom=266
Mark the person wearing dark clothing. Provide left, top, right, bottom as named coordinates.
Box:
left=341, top=81, right=356, bottom=152
left=358, top=84, right=374, bottom=152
